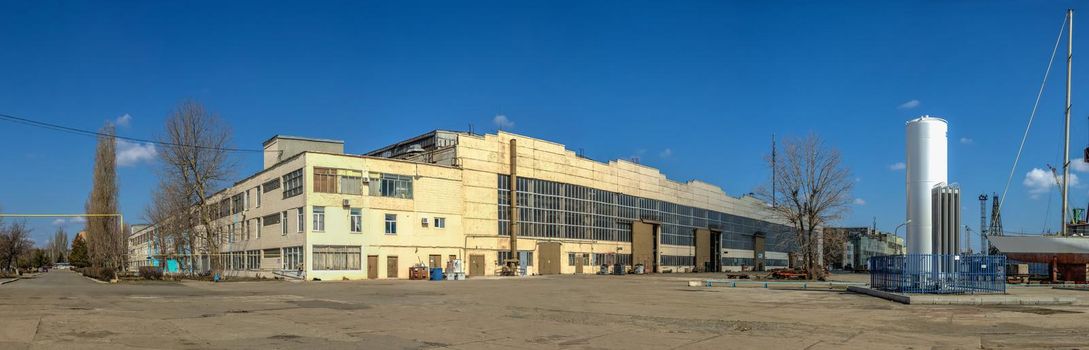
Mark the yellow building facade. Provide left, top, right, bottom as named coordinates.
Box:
left=141, top=131, right=795, bottom=280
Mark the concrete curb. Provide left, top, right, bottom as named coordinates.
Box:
left=847, top=286, right=1075, bottom=305
left=0, top=278, right=20, bottom=285
left=1052, top=286, right=1089, bottom=292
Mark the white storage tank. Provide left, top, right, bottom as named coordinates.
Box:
left=905, top=116, right=948, bottom=255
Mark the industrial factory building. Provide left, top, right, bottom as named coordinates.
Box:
left=130, top=130, right=795, bottom=280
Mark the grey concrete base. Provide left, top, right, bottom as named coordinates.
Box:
left=1053, top=286, right=1089, bottom=292
left=847, top=286, right=1075, bottom=305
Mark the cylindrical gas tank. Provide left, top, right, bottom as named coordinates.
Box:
left=905, top=116, right=948, bottom=255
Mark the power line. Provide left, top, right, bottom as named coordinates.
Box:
left=0, top=112, right=270, bottom=153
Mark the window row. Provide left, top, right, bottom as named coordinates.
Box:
left=498, top=175, right=794, bottom=251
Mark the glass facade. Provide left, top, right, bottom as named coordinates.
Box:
left=497, top=175, right=795, bottom=252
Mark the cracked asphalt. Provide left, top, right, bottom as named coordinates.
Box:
left=1, top=270, right=1088, bottom=349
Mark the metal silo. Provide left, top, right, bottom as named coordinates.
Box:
left=905, top=116, right=948, bottom=255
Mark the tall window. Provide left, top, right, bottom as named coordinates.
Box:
left=384, top=214, right=397, bottom=234
left=312, top=207, right=324, bottom=232
left=434, top=217, right=446, bottom=229
left=281, top=211, right=288, bottom=235
left=283, top=169, right=303, bottom=198
left=256, top=186, right=262, bottom=207
left=299, top=207, right=307, bottom=232
left=255, top=217, right=262, bottom=239
left=350, top=208, right=362, bottom=233
left=370, top=174, right=413, bottom=198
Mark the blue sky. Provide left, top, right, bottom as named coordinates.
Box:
left=0, top=1, right=1086, bottom=247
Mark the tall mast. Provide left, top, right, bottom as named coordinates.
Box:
left=771, top=134, right=777, bottom=208
left=1063, top=9, right=1074, bottom=236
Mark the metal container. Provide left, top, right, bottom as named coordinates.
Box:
left=906, top=116, right=948, bottom=255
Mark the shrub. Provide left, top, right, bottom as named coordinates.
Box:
left=138, top=266, right=164, bottom=280
left=80, top=266, right=115, bottom=282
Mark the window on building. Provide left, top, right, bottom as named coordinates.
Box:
left=313, top=167, right=363, bottom=195
left=313, top=167, right=337, bottom=193
left=384, top=214, right=397, bottom=234
left=255, top=217, right=262, bottom=239
left=245, top=189, right=251, bottom=210
left=339, top=170, right=363, bottom=195
left=281, top=211, right=288, bottom=235
left=282, top=168, right=303, bottom=198
left=247, top=250, right=260, bottom=270
left=370, top=173, right=413, bottom=198
left=312, top=245, right=362, bottom=270
left=263, top=248, right=280, bottom=259
left=434, top=217, right=446, bottom=229
left=350, top=208, right=362, bottom=233
left=311, top=207, right=324, bottom=232
left=256, top=186, right=262, bottom=207
left=262, top=178, right=280, bottom=193
left=231, top=194, right=243, bottom=214
left=283, top=246, right=303, bottom=270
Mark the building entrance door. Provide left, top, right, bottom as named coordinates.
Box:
left=753, top=232, right=766, bottom=272
left=387, top=256, right=399, bottom=278
left=695, top=228, right=711, bottom=272
left=469, top=254, right=485, bottom=277
left=632, top=221, right=659, bottom=272
left=575, top=254, right=584, bottom=274
left=367, top=255, right=378, bottom=279
left=537, top=242, right=561, bottom=275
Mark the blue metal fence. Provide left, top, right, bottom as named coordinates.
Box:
left=868, top=254, right=1006, bottom=294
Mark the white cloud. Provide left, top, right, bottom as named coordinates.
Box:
left=960, top=137, right=973, bottom=144
left=116, top=139, right=158, bottom=166
left=853, top=198, right=866, bottom=205
left=493, top=114, right=514, bottom=130
left=115, top=113, right=132, bottom=127
left=52, top=219, right=66, bottom=226
left=1024, top=168, right=1080, bottom=199
left=898, top=99, right=921, bottom=110
left=889, top=162, right=906, bottom=171
left=659, top=148, right=673, bottom=158
left=1072, top=159, right=1089, bottom=173
left=71, top=217, right=87, bottom=224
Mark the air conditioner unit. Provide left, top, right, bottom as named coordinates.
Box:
left=342, top=199, right=350, bottom=208
left=421, top=217, right=429, bottom=227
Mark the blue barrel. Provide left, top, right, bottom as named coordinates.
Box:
left=429, top=267, right=444, bottom=281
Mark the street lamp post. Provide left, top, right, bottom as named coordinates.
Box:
left=894, top=220, right=911, bottom=255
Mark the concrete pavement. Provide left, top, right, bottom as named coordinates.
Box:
left=1, top=270, right=1088, bottom=349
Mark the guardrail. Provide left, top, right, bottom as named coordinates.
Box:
left=869, top=254, right=1006, bottom=294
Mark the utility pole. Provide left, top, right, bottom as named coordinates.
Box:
left=1063, top=9, right=1074, bottom=236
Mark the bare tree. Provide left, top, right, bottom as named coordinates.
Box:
left=158, top=101, right=234, bottom=275
left=85, top=123, right=125, bottom=278
left=50, top=227, right=69, bottom=263
left=0, top=221, right=33, bottom=273
left=144, top=177, right=192, bottom=272
left=758, top=134, right=853, bottom=279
